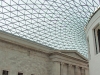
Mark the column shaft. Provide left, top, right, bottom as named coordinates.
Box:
left=51, top=62, right=60, bottom=75
left=81, top=68, right=85, bottom=75
left=75, top=66, right=78, bottom=75
left=68, top=64, right=72, bottom=75
left=61, top=62, right=64, bottom=75
left=85, top=68, right=89, bottom=75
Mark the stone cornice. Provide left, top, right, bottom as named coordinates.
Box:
left=0, top=30, right=55, bottom=53
left=86, top=7, right=100, bottom=31
left=49, top=52, right=88, bottom=63
left=88, top=7, right=100, bottom=24
left=59, top=50, right=88, bottom=61
left=49, top=52, right=88, bottom=68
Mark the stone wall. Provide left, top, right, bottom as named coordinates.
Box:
left=86, top=7, right=100, bottom=75
left=0, top=40, right=50, bottom=75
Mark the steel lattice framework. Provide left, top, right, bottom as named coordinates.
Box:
left=0, top=0, right=100, bottom=57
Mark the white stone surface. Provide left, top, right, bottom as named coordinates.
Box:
left=86, top=8, right=100, bottom=75
left=0, top=40, right=50, bottom=75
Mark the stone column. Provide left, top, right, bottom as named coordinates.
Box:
left=75, top=66, right=78, bottom=75
left=61, top=62, right=64, bottom=75
left=63, top=64, right=68, bottom=75
left=81, top=68, right=85, bottom=75
left=75, top=66, right=81, bottom=75
left=85, top=68, right=89, bottom=75
left=68, top=64, right=72, bottom=75
left=71, top=65, right=75, bottom=75
left=51, top=61, right=60, bottom=75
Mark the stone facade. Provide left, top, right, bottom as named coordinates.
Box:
left=86, top=7, right=100, bottom=75
left=0, top=31, right=89, bottom=75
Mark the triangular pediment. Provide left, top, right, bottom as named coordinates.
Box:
left=59, top=50, right=88, bottom=61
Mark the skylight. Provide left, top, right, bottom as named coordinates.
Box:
left=0, top=0, right=100, bottom=57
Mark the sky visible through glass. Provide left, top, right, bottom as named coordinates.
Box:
left=0, top=0, right=100, bottom=57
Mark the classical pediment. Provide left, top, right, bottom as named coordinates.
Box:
left=59, top=50, right=88, bottom=61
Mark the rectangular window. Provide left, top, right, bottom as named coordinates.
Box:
left=97, top=29, right=100, bottom=52
left=94, top=25, right=100, bottom=54
left=18, top=72, right=23, bottom=75
left=2, top=70, right=8, bottom=75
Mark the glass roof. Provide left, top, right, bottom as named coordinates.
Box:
left=0, top=0, right=100, bottom=57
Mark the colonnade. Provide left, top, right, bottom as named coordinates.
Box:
left=52, top=62, right=89, bottom=75
left=61, top=62, right=86, bottom=75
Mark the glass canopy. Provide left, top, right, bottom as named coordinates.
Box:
left=0, top=0, right=100, bottom=57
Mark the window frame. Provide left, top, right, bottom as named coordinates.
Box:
left=2, top=70, right=9, bottom=75
left=94, top=24, right=100, bottom=54
left=18, top=72, right=23, bottom=75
